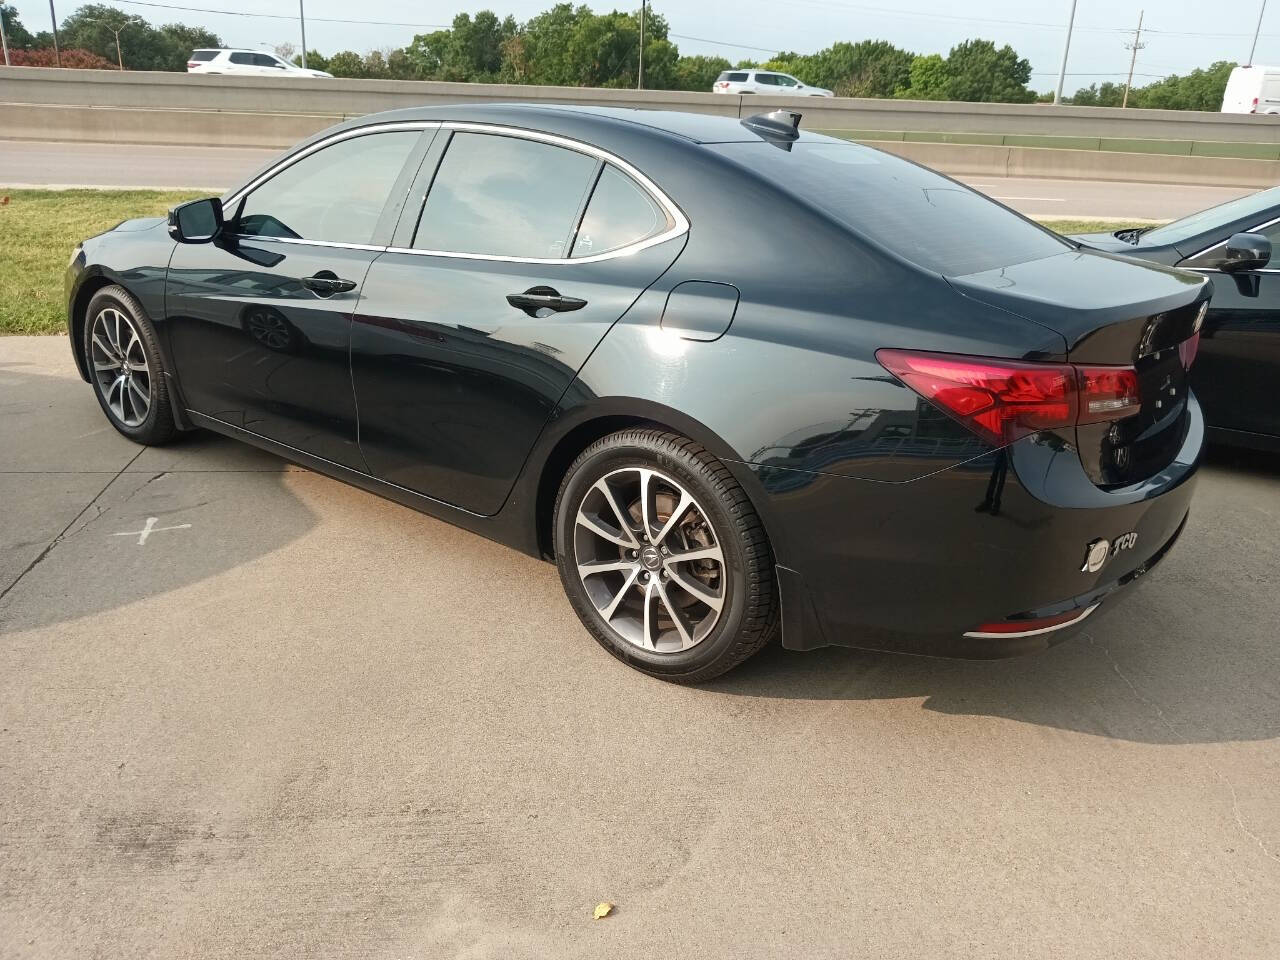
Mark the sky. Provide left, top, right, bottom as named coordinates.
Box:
left=12, top=0, right=1280, bottom=94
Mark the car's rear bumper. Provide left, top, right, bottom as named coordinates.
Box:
left=766, top=396, right=1204, bottom=658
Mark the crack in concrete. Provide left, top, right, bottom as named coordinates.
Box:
left=1090, top=634, right=1280, bottom=867
left=0, top=448, right=145, bottom=606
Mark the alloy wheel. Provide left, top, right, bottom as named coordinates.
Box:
left=574, top=467, right=726, bottom=653
left=89, top=307, right=151, bottom=428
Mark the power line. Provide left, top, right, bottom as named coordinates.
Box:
left=112, top=0, right=448, bottom=29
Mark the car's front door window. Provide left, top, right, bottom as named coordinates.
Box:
left=236, top=131, right=420, bottom=245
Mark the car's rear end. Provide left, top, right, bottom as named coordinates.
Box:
left=712, top=71, right=751, bottom=94
left=704, top=133, right=1208, bottom=656
left=186, top=49, right=220, bottom=73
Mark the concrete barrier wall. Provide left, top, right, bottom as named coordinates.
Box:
left=4, top=66, right=1280, bottom=187
left=8, top=65, right=1280, bottom=142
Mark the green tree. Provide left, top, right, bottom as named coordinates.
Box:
left=406, top=11, right=517, bottom=81
left=55, top=4, right=220, bottom=71
left=671, top=53, right=731, bottom=91
left=1, top=3, right=36, bottom=48
left=941, top=39, right=1034, bottom=103
left=767, top=40, right=914, bottom=98
left=900, top=53, right=948, bottom=100
left=325, top=50, right=366, bottom=78
left=1069, top=81, right=1125, bottom=107
left=513, top=3, right=592, bottom=85
left=1135, top=61, right=1235, bottom=110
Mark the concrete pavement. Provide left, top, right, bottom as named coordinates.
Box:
left=2, top=334, right=1279, bottom=958
left=0, top=138, right=1257, bottom=221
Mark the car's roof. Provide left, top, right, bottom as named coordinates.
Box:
left=352, top=102, right=832, bottom=146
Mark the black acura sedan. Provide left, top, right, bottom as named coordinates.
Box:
left=66, top=104, right=1209, bottom=682
left=1073, top=186, right=1280, bottom=451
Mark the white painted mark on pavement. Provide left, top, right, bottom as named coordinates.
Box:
left=112, top=517, right=192, bottom=546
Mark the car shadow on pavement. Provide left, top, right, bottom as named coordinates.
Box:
left=0, top=359, right=319, bottom=637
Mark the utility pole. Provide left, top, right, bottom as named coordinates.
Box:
left=48, top=0, right=61, bottom=67
left=1, top=6, right=11, bottom=68
left=1249, top=0, right=1267, bottom=66
left=299, top=0, right=307, bottom=69
left=637, top=0, right=645, bottom=90
left=1122, top=9, right=1145, bottom=108
left=1053, top=0, right=1079, bottom=104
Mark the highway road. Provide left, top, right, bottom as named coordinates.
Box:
left=0, top=138, right=1257, bottom=221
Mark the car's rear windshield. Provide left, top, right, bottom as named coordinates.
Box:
left=1137, top=185, right=1280, bottom=247
left=711, top=140, right=1070, bottom=276
left=190, top=50, right=218, bottom=61
left=719, top=72, right=748, bottom=82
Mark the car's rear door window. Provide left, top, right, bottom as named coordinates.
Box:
left=571, top=166, right=671, bottom=258
left=236, top=131, right=420, bottom=244
left=228, top=52, right=255, bottom=65
left=413, top=132, right=598, bottom=259
left=712, top=140, right=1069, bottom=276
left=190, top=50, right=217, bottom=62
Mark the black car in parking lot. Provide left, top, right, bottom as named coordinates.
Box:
left=1073, top=187, right=1280, bottom=451
left=66, top=104, right=1209, bottom=681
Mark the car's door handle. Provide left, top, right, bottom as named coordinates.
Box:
left=301, top=272, right=357, bottom=296
left=506, top=286, right=588, bottom=317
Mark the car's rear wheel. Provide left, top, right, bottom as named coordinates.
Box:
left=554, top=427, right=778, bottom=682
left=83, top=285, right=178, bottom=446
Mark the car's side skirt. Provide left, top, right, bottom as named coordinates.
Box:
left=184, top=410, right=544, bottom=559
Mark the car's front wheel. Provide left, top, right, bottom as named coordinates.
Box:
left=82, top=284, right=178, bottom=446
left=554, top=427, right=778, bottom=682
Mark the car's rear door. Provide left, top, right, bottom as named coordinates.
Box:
left=350, top=126, right=688, bottom=515
left=166, top=124, right=435, bottom=468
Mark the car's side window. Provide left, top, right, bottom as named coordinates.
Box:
left=229, top=52, right=255, bottom=65
left=755, top=73, right=776, bottom=86
left=776, top=75, right=798, bottom=87
left=571, top=165, right=671, bottom=258
left=256, top=53, right=284, bottom=69
left=236, top=131, right=419, bottom=245
left=1181, top=218, right=1280, bottom=269
left=413, top=132, right=598, bottom=258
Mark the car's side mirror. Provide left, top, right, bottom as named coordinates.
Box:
left=1221, top=232, right=1271, bottom=271
left=169, top=197, right=224, bottom=244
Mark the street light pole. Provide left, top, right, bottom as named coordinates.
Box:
left=1, top=6, right=11, bottom=68
left=299, top=0, right=307, bottom=69
left=1053, top=0, right=1078, bottom=105
left=1249, top=0, right=1267, bottom=66
left=48, top=0, right=61, bottom=68
left=85, top=16, right=142, bottom=70
left=637, top=0, right=645, bottom=90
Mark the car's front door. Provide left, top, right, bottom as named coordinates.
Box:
left=166, top=126, right=432, bottom=467
left=350, top=128, right=688, bottom=515
left=1180, top=221, right=1280, bottom=439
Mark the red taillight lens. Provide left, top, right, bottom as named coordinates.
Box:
left=1077, top=366, right=1140, bottom=424
left=876, top=349, right=1146, bottom=446
left=876, top=349, right=1076, bottom=446
left=1252, top=97, right=1260, bottom=112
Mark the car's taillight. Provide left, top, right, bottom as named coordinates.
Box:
left=187, top=61, right=199, bottom=68
left=1076, top=366, right=1140, bottom=423
left=1252, top=97, right=1260, bottom=113
left=875, top=349, right=1144, bottom=447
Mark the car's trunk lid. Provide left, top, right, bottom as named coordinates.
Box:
left=947, top=249, right=1210, bottom=487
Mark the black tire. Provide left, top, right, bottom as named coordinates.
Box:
left=82, top=284, right=179, bottom=446
left=554, top=427, right=779, bottom=683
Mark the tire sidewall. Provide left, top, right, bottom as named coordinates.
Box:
left=83, top=286, right=167, bottom=442
left=555, top=436, right=753, bottom=679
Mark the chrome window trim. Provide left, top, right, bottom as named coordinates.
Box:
left=395, top=121, right=689, bottom=265
left=224, top=235, right=386, bottom=253
left=223, top=120, right=437, bottom=210
left=220, top=119, right=689, bottom=264
left=1178, top=212, right=1280, bottom=266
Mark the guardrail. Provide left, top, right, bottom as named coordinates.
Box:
left=4, top=66, right=1280, bottom=188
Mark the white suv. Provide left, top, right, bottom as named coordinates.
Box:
left=712, top=69, right=833, bottom=97
left=187, top=48, right=333, bottom=79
